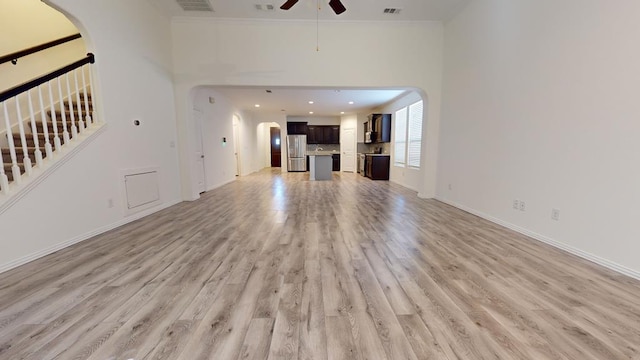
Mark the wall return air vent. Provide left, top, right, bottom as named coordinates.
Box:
left=383, top=8, right=402, bottom=14
left=176, top=0, right=214, bottom=12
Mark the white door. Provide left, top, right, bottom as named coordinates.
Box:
left=342, top=127, right=356, bottom=172
left=193, top=109, right=206, bottom=194
left=233, top=115, right=241, bottom=176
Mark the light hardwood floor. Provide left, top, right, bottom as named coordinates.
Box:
left=1, top=169, right=640, bottom=359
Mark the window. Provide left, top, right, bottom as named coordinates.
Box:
left=393, top=100, right=423, bottom=168
left=394, top=107, right=407, bottom=166
left=407, top=100, right=423, bottom=168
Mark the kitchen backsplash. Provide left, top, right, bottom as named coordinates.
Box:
left=357, top=142, right=390, bottom=154
left=307, top=144, right=340, bottom=152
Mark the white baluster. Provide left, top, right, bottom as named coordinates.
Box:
left=73, top=69, right=84, bottom=133
left=38, top=84, right=53, bottom=159
left=82, top=65, right=92, bottom=127
left=65, top=72, right=78, bottom=139
left=47, top=80, right=62, bottom=151
left=27, top=89, right=44, bottom=168
left=2, top=102, right=21, bottom=184
left=14, top=96, right=33, bottom=176
left=0, top=102, right=9, bottom=193
left=57, top=77, right=70, bottom=145
left=88, top=65, right=97, bottom=123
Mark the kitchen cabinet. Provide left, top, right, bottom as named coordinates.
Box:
left=307, top=125, right=340, bottom=144
left=365, top=155, right=390, bottom=180
left=287, top=122, right=307, bottom=135
left=332, top=154, right=340, bottom=171
left=307, top=125, right=319, bottom=144
left=330, top=126, right=340, bottom=144
left=364, top=114, right=391, bottom=143
left=373, top=114, right=392, bottom=143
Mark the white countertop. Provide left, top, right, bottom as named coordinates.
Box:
left=308, top=151, right=339, bottom=156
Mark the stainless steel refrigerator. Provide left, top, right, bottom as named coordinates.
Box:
left=287, top=135, right=307, bottom=172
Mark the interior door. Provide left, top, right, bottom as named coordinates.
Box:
left=193, top=109, right=206, bottom=193
left=233, top=115, right=241, bottom=176
left=342, top=127, right=356, bottom=172
left=270, top=127, right=281, bottom=167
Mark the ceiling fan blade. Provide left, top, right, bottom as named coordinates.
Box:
left=280, top=0, right=299, bottom=10
left=328, top=0, right=346, bottom=14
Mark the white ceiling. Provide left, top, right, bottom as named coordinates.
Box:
left=150, top=0, right=470, bottom=21
left=208, top=86, right=410, bottom=117
left=154, top=0, right=465, bottom=117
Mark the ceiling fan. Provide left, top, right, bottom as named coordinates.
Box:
left=280, top=0, right=346, bottom=15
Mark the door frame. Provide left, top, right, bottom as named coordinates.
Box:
left=193, top=109, right=207, bottom=193
left=232, top=114, right=241, bottom=176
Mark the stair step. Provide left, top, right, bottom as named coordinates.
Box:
left=10, top=133, right=67, bottom=147
left=33, top=120, right=87, bottom=134
left=1, top=147, right=48, bottom=164
left=47, top=110, right=90, bottom=121
left=64, top=100, right=94, bottom=111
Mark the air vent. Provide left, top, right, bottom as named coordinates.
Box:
left=255, top=4, right=276, bottom=11
left=383, top=8, right=402, bottom=14
left=176, top=0, right=214, bottom=12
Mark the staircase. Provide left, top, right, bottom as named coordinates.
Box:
left=1, top=92, right=94, bottom=184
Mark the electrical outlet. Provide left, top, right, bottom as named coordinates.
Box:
left=519, top=201, right=526, bottom=211
left=107, top=198, right=114, bottom=208
left=513, top=200, right=519, bottom=210
left=448, top=183, right=452, bottom=190
left=551, top=208, right=560, bottom=221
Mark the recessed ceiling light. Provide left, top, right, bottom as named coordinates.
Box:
left=308, top=101, right=314, bottom=104
left=255, top=104, right=260, bottom=108
left=348, top=101, right=354, bottom=105
left=340, top=111, right=345, bottom=114
left=309, top=111, right=314, bottom=114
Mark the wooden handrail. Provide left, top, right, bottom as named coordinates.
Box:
left=0, top=33, right=82, bottom=66
left=0, top=53, right=95, bottom=103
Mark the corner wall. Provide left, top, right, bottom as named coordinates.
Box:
left=0, top=0, right=182, bottom=271
left=438, top=0, right=640, bottom=276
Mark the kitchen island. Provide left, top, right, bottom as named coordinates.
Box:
left=309, top=153, right=333, bottom=181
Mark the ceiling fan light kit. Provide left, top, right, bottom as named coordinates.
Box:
left=280, top=0, right=346, bottom=15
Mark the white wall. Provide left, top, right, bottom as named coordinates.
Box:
left=192, top=87, right=262, bottom=191
left=192, top=88, right=237, bottom=189
left=172, top=18, right=444, bottom=199
left=0, top=0, right=182, bottom=271
left=438, top=0, right=640, bottom=276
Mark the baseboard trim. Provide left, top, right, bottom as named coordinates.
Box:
left=0, top=123, right=108, bottom=215
left=435, top=196, right=640, bottom=281
left=205, top=178, right=236, bottom=192
left=0, top=198, right=181, bottom=274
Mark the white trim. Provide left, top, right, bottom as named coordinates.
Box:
left=186, top=177, right=237, bottom=202
left=0, top=123, right=107, bottom=215
left=0, top=198, right=181, bottom=274
left=435, top=196, right=640, bottom=281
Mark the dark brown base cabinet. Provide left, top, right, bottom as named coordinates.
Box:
left=364, top=155, right=390, bottom=180
left=332, top=154, right=340, bottom=171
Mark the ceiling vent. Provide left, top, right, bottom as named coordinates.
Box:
left=383, top=8, right=402, bottom=14
left=255, top=4, right=276, bottom=11
left=176, top=0, right=214, bottom=12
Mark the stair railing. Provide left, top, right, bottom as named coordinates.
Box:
left=0, top=53, right=96, bottom=194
